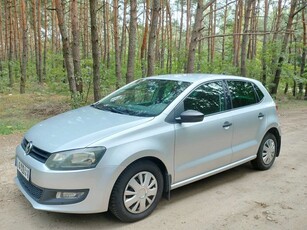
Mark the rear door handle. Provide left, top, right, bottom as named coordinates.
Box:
left=258, top=113, right=264, bottom=119
left=223, top=121, right=232, bottom=129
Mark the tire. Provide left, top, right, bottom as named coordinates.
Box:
left=252, top=133, right=277, bottom=170
left=109, top=160, right=164, bottom=222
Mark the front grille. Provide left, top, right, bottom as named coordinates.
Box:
left=21, top=139, right=52, bottom=163
left=17, top=171, right=43, bottom=201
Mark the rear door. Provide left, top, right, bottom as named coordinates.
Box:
left=226, top=80, right=267, bottom=162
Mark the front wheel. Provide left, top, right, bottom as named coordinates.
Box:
left=109, top=160, right=164, bottom=222
left=252, top=133, right=277, bottom=170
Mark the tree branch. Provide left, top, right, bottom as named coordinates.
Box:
left=292, top=3, right=307, bottom=18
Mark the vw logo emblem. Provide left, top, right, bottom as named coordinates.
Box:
left=25, top=141, right=33, bottom=155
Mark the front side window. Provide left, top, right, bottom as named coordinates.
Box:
left=93, top=79, right=191, bottom=117
left=184, top=81, right=226, bottom=116
left=227, top=81, right=257, bottom=108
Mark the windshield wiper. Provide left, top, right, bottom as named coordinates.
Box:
left=92, top=103, right=127, bottom=115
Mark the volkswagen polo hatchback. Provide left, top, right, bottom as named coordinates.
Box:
left=15, top=74, right=281, bottom=222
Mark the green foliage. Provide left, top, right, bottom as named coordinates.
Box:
left=246, top=59, right=262, bottom=81
left=70, top=92, right=84, bottom=108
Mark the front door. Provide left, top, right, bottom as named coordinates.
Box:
left=174, top=81, right=233, bottom=183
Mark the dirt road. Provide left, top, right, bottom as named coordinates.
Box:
left=0, top=106, right=307, bottom=229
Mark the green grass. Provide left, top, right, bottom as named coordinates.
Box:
left=0, top=92, right=71, bottom=135
left=275, top=95, right=307, bottom=110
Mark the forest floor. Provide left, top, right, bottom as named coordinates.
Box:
left=0, top=99, right=307, bottom=229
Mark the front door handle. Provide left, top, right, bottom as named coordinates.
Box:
left=223, top=121, right=232, bottom=129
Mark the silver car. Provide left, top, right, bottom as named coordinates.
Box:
left=15, top=74, right=281, bottom=222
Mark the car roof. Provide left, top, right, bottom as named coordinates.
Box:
left=148, top=74, right=256, bottom=84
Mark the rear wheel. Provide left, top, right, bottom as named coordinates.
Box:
left=109, top=160, right=164, bottom=222
left=252, top=133, right=277, bottom=170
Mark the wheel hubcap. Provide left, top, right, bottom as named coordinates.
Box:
left=124, top=171, right=158, bottom=214
left=262, top=139, right=276, bottom=165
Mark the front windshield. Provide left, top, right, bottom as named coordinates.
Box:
left=93, top=79, right=191, bottom=117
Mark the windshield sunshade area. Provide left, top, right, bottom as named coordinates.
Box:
left=93, top=79, right=191, bottom=117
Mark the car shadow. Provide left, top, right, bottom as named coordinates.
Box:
left=31, top=162, right=257, bottom=228
left=164, top=162, right=255, bottom=203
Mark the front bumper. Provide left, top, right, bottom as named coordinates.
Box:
left=15, top=144, right=119, bottom=214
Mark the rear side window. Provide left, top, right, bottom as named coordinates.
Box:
left=227, top=81, right=257, bottom=108
left=253, top=83, right=264, bottom=101
left=184, top=81, right=226, bottom=115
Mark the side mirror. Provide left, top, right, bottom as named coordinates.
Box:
left=176, top=110, right=204, bottom=123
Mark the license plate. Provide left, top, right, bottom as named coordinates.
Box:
left=17, top=158, right=30, bottom=181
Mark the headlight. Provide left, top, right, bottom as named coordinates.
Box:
left=45, top=147, right=106, bottom=170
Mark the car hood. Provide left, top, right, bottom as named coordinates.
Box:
left=25, top=106, right=153, bottom=152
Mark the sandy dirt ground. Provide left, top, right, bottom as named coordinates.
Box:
left=0, top=106, right=307, bottom=230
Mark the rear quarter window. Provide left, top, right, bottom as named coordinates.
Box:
left=253, top=83, right=265, bottom=101
left=227, top=80, right=258, bottom=108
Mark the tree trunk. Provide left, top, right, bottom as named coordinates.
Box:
left=299, top=9, right=306, bottom=96
left=233, top=0, right=243, bottom=67
left=7, top=0, right=14, bottom=87
left=37, top=0, right=43, bottom=83
left=270, top=0, right=297, bottom=95
left=272, top=0, right=283, bottom=42
left=32, top=0, right=39, bottom=80
left=104, top=0, right=111, bottom=68
left=284, top=82, right=288, bottom=94
left=71, top=0, right=83, bottom=94
left=89, top=0, right=101, bottom=101
left=261, top=0, right=269, bottom=86
left=177, top=0, right=184, bottom=71
left=211, top=2, right=216, bottom=62
left=51, top=0, right=56, bottom=53
left=141, top=0, right=149, bottom=76
left=252, top=0, right=259, bottom=59
left=20, top=0, right=27, bottom=94
left=166, top=0, right=172, bottom=73
left=147, top=0, right=160, bottom=77
left=83, top=1, right=89, bottom=59
left=270, top=0, right=283, bottom=72
left=293, top=18, right=298, bottom=98
left=55, top=0, right=77, bottom=95
left=120, top=0, right=127, bottom=65
left=0, top=2, right=3, bottom=78
left=207, top=4, right=212, bottom=63
left=187, top=0, right=215, bottom=73
left=187, top=0, right=203, bottom=73
left=186, top=0, right=191, bottom=49
left=222, top=0, right=228, bottom=61
left=160, top=1, right=165, bottom=70
left=102, top=0, right=107, bottom=64
left=113, top=0, right=122, bottom=88
left=43, top=0, right=47, bottom=81
left=4, top=1, right=8, bottom=60
left=13, top=0, right=20, bottom=61
left=240, top=0, right=254, bottom=77
left=247, top=0, right=256, bottom=60
left=126, top=0, right=137, bottom=84
left=178, top=0, right=184, bottom=52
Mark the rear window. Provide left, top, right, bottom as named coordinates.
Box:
left=227, top=81, right=258, bottom=108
